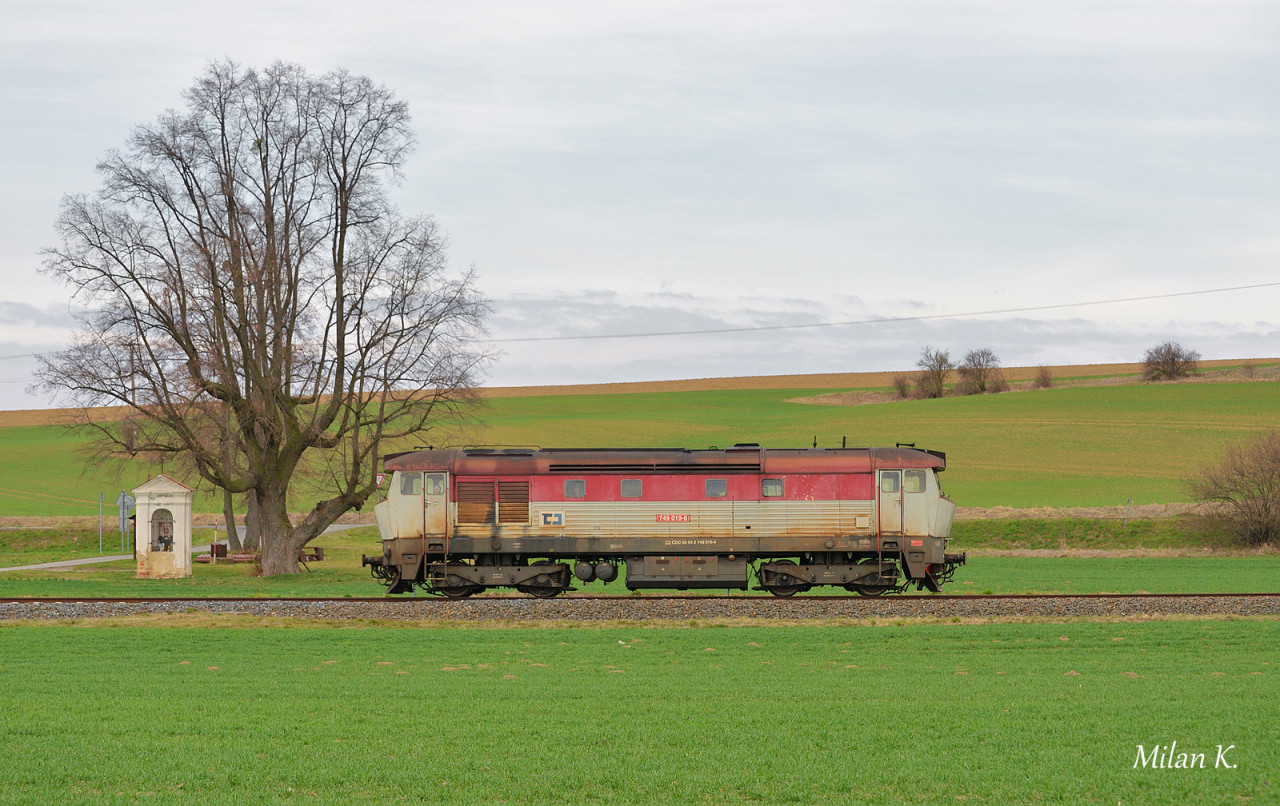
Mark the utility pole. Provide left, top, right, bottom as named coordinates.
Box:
left=98, top=492, right=104, bottom=554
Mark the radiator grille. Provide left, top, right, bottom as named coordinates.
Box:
left=498, top=481, right=530, bottom=524
left=457, top=482, right=495, bottom=524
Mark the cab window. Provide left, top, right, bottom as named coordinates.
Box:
left=425, top=473, right=446, bottom=496
left=761, top=478, right=784, bottom=498
left=880, top=475, right=900, bottom=494
left=904, top=470, right=927, bottom=494
left=399, top=471, right=422, bottom=496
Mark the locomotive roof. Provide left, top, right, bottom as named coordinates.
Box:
left=384, top=445, right=946, bottom=475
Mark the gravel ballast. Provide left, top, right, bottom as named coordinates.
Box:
left=2, top=595, right=1278, bottom=622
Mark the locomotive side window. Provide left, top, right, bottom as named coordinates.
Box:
left=904, top=470, right=927, bottom=493
left=705, top=479, right=727, bottom=498
left=399, top=472, right=422, bottom=496
left=564, top=479, right=586, bottom=498
left=620, top=479, right=643, bottom=498
left=880, top=475, right=900, bottom=494
left=425, top=474, right=446, bottom=495
left=761, top=478, right=784, bottom=497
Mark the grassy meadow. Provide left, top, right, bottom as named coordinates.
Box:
left=0, top=619, right=1274, bottom=805
left=1, top=373, right=1278, bottom=517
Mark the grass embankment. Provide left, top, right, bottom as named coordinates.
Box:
left=951, top=517, right=1224, bottom=552
left=0, top=528, right=134, bottom=566
left=2, top=376, right=1278, bottom=516
left=0, top=620, right=1274, bottom=804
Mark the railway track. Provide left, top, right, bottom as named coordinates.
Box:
left=2, top=593, right=1279, bottom=621
left=1, top=593, right=1279, bottom=604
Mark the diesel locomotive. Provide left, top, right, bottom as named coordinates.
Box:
left=363, top=443, right=965, bottom=597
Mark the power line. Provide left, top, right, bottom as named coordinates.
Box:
left=487, top=281, right=1280, bottom=344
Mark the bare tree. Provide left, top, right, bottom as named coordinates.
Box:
left=1188, top=430, right=1280, bottom=546
left=956, top=348, right=1007, bottom=395
left=1143, top=341, right=1200, bottom=381
left=914, top=347, right=952, bottom=399
left=1030, top=365, right=1054, bottom=389
left=37, top=61, right=489, bottom=575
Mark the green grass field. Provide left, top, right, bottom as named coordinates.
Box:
left=0, top=619, right=1274, bottom=804
left=466, top=381, right=1280, bottom=508
left=2, top=379, right=1278, bottom=516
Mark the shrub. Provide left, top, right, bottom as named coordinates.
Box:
left=1143, top=341, right=1200, bottom=381
left=1188, top=430, right=1280, bottom=546
left=892, top=375, right=913, bottom=399
left=1030, top=365, right=1054, bottom=389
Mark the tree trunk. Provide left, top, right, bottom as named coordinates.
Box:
left=258, top=481, right=305, bottom=575
left=242, top=490, right=261, bottom=553
left=221, top=488, right=243, bottom=552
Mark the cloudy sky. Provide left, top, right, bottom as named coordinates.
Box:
left=3, top=1, right=1278, bottom=408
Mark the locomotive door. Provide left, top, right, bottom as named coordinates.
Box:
left=422, top=472, right=448, bottom=537
left=877, top=470, right=903, bottom=536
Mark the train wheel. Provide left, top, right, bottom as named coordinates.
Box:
left=520, top=561, right=567, bottom=599
left=764, top=560, right=803, bottom=597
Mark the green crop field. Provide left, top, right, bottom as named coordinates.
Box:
left=0, top=619, right=1274, bottom=804
left=2, top=379, right=1278, bottom=516
left=466, top=381, right=1280, bottom=508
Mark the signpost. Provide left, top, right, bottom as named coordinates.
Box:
left=116, top=491, right=135, bottom=553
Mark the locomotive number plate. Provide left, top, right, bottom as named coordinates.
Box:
left=656, top=514, right=692, bottom=523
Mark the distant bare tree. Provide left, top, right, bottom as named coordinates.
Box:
left=1030, top=365, right=1054, bottom=389
left=914, top=347, right=952, bottom=399
left=1143, top=341, right=1200, bottom=381
left=37, top=61, right=489, bottom=575
left=892, top=375, right=913, bottom=399
left=956, top=348, right=1007, bottom=395
left=1188, top=430, right=1280, bottom=546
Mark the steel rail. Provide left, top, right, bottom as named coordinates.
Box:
left=1, top=592, right=1278, bottom=605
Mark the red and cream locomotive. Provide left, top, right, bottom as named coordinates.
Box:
left=364, top=443, right=965, bottom=597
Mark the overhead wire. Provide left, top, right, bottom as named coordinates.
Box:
left=487, top=280, right=1280, bottom=344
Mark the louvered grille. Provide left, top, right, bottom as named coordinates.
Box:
left=457, top=482, right=495, bottom=524
left=498, top=481, right=530, bottom=524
